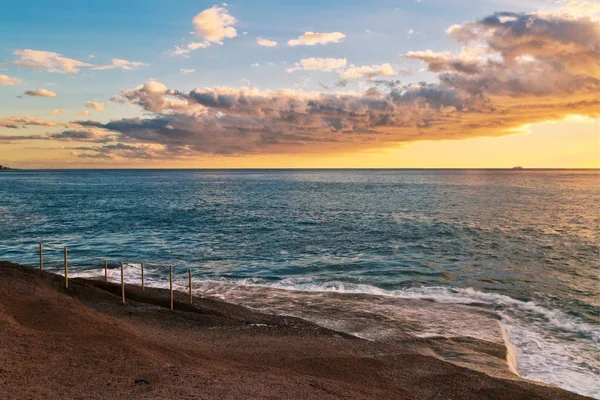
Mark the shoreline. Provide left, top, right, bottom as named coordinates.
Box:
left=0, top=261, right=591, bottom=399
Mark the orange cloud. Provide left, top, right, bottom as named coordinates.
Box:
left=14, top=49, right=92, bottom=73
left=6, top=4, right=600, bottom=162
left=24, top=89, right=56, bottom=97
left=257, top=38, right=277, bottom=47
left=0, top=74, right=21, bottom=85
left=192, top=6, right=237, bottom=44
left=287, top=32, right=346, bottom=46
left=85, top=101, right=105, bottom=111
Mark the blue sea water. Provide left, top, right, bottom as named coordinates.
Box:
left=0, top=169, right=598, bottom=397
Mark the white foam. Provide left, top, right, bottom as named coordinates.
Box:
left=195, top=278, right=600, bottom=398
left=67, top=268, right=600, bottom=398
left=501, top=323, right=520, bottom=376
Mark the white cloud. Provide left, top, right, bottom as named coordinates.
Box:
left=287, top=32, right=346, bottom=46
left=143, top=80, right=168, bottom=95
left=180, top=68, right=196, bottom=74
left=85, top=101, right=105, bottom=111
left=50, top=109, right=64, bottom=116
left=13, top=50, right=147, bottom=73
left=170, top=6, right=237, bottom=56
left=14, top=49, right=92, bottom=73
left=192, top=6, right=237, bottom=44
left=91, top=59, right=148, bottom=71
left=112, top=59, right=147, bottom=71
left=187, top=42, right=210, bottom=51
left=251, top=63, right=260, bottom=68
left=0, top=74, right=21, bottom=85
left=257, top=38, right=278, bottom=47
left=172, top=41, right=211, bottom=56
left=286, top=58, right=347, bottom=73
left=24, top=89, right=57, bottom=97
left=21, top=5, right=600, bottom=161
left=340, top=63, right=395, bottom=80
left=408, top=29, right=415, bottom=39
left=77, top=110, right=91, bottom=116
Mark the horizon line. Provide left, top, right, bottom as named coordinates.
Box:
left=3, top=167, right=599, bottom=171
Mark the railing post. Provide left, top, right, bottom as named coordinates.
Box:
left=141, top=263, right=145, bottom=290
left=188, top=269, right=192, bottom=304
left=63, top=246, right=69, bottom=288
left=39, top=243, right=43, bottom=271
left=169, top=265, right=173, bottom=311
left=120, top=263, right=125, bottom=304
left=104, top=260, right=108, bottom=282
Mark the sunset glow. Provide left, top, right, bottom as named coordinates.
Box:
left=1, top=0, right=598, bottom=168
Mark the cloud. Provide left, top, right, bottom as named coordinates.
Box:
left=172, top=41, right=210, bottom=56
left=552, top=0, right=600, bottom=16
left=257, top=38, right=278, bottom=47
left=91, top=59, right=148, bottom=71
left=251, top=63, right=260, bottom=68
left=13, top=49, right=146, bottom=73
left=13, top=49, right=93, bottom=73
left=50, top=109, right=65, bottom=116
left=0, top=75, right=21, bottom=85
left=287, top=32, right=346, bottom=46
left=85, top=101, right=105, bottom=111
left=286, top=58, right=347, bottom=73
left=77, top=110, right=91, bottom=116
left=42, top=2, right=600, bottom=160
left=406, top=49, right=483, bottom=75
left=192, top=6, right=237, bottom=44
left=427, top=6, right=600, bottom=97
left=24, top=89, right=57, bottom=97
left=180, top=68, right=196, bottom=74
left=407, top=29, right=415, bottom=39
left=340, top=63, right=395, bottom=80
left=0, top=117, right=113, bottom=145
left=71, top=81, right=487, bottom=158
left=50, top=130, right=98, bottom=140
left=0, top=116, right=59, bottom=128
left=170, top=6, right=237, bottom=56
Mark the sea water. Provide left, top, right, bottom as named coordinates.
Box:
left=0, top=169, right=598, bottom=397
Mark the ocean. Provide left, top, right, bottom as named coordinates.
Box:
left=0, top=169, right=598, bottom=397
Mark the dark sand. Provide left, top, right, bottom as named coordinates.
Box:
left=0, top=262, right=590, bottom=399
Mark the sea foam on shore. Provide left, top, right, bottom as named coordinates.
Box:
left=66, top=265, right=600, bottom=399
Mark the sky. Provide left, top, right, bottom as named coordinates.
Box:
left=0, top=0, right=598, bottom=168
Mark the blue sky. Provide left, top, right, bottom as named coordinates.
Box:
left=0, top=0, right=554, bottom=98
left=0, top=0, right=598, bottom=168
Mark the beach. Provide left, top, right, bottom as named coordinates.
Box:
left=0, top=261, right=590, bottom=400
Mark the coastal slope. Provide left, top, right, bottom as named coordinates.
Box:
left=0, top=262, right=590, bottom=399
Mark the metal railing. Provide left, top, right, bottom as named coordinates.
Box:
left=38, top=242, right=195, bottom=310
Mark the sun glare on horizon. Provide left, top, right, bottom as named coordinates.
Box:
left=0, top=0, right=598, bottom=168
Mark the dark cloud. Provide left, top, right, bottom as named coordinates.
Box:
left=55, top=6, right=600, bottom=160
left=51, top=130, right=96, bottom=140
left=0, top=116, right=59, bottom=129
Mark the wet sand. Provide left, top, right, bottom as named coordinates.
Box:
left=0, top=261, right=590, bottom=399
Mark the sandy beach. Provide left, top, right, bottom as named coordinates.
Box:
left=0, top=261, right=591, bottom=399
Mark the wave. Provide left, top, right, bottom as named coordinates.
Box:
left=69, top=266, right=600, bottom=399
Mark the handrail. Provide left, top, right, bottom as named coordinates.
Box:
left=37, top=242, right=198, bottom=311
